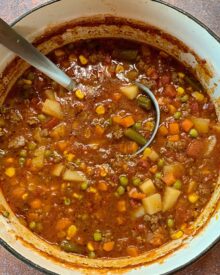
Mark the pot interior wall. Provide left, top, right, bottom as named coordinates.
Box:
left=0, top=1, right=219, bottom=274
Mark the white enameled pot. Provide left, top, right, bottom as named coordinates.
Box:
left=0, top=0, right=219, bottom=274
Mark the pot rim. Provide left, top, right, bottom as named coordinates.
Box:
left=0, top=0, right=219, bottom=274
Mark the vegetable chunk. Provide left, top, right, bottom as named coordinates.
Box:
left=120, top=85, right=139, bottom=100
left=42, top=99, right=63, bottom=119
left=142, top=193, right=162, bottom=215
left=163, top=187, right=181, bottom=212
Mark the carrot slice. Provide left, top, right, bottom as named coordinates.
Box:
left=128, top=188, right=146, bottom=200
left=181, top=119, right=194, bottom=132
left=162, top=173, right=176, bottom=186
left=169, top=122, right=180, bottom=135
left=120, top=115, right=135, bottom=128
left=103, top=241, right=115, bottom=252
left=159, top=125, right=168, bottom=136
left=168, top=135, right=180, bottom=142
left=126, top=246, right=139, bottom=257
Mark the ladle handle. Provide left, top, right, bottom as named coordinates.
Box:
left=0, top=18, right=75, bottom=90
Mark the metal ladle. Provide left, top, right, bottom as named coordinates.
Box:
left=0, top=18, right=160, bottom=154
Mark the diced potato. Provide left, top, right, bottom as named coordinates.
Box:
left=163, top=163, right=184, bottom=178
left=42, top=99, right=63, bottom=119
left=162, top=187, right=181, bottom=212
left=143, top=148, right=159, bottom=162
left=50, top=123, right=66, bottom=139
left=191, top=117, right=210, bottom=134
left=139, top=179, right=156, bottom=195
left=63, top=169, right=86, bottom=182
left=119, top=85, right=139, bottom=100
left=131, top=205, right=145, bottom=219
left=52, top=163, right=65, bottom=177
left=142, top=193, right=162, bottom=215
left=148, top=150, right=159, bottom=162
left=32, top=146, right=45, bottom=169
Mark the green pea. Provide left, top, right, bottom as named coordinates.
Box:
left=88, top=251, right=96, bottom=258
left=167, top=218, right=174, bottom=228
left=132, top=177, right=141, bottom=186
left=181, top=94, right=189, bottom=102
left=174, top=111, right=182, bottom=120
left=29, top=221, right=36, bottom=230
left=19, top=157, right=26, bottom=167
left=38, top=114, right=46, bottom=122
left=116, top=186, right=125, bottom=195
left=44, top=150, right=52, bottom=158
left=155, top=172, right=162, bottom=179
left=28, top=141, right=37, bottom=150
left=173, top=180, right=182, bottom=190
left=119, top=175, right=128, bottom=186
left=19, top=149, right=27, bottom=157
left=133, top=121, right=142, bottom=131
left=189, top=128, right=198, bottom=138
left=93, top=231, right=102, bottom=242
left=157, top=158, right=165, bottom=168
left=64, top=198, right=71, bottom=206
left=81, top=182, right=88, bottom=190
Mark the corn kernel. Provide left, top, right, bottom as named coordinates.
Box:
left=88, top=187, right=97, bottom=193
left=115, top=64, right=124, bottom=73
left=178, top=72, right=185, bottom=78
left=143, top=147, right=152, bottom=158
left=177, top=87, right=185, bottom=96
left=87, top=242, right=94, bottom=251
left=66, top=225, right=77, bottom=240
left=22, top=193, right=28, bottom=200
left=95, top=105, right=105, bottom=115
left=171, top=230, right=183, bottom=240
left=100, top=167, right=108, bottom=177
left=73, top=193, right=82, bottom=199
left=75, top=89, right=85, bottom=100
left=144, top=121, right=154, bottom=131
left=66, top=153, right=75, bottom=162
left=5, top=167, right=15, bottom=177
left=188, top=193, right=199, bottom=203
left=169, top=104, right=176, bottom=114
left=23, top=79, right=32, bottom=85
left=192, top=92, right=204, bottom=102
left=79, top=55, right=88, bottom=65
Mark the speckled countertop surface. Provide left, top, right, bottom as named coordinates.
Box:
left=0, top=0, right=219, bottom=274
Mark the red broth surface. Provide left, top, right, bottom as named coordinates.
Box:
left=0, top=39, right=219, bottom=258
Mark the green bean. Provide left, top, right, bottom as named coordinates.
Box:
left=60, top=240, right=82, bottom=253
left=137, top=95, right=152, bottom=111
left=184, top=75, right=202, bottom=91
left=113, top=49, right=138, bottom=61
left=124, top=128, right=147, bottom=146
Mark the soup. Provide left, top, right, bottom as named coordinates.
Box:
left=0, top=38, right=219, bottom=259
